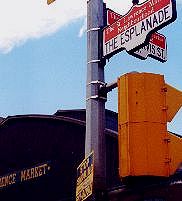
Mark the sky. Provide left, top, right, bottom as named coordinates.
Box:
left=0, top=0, right=181, bottom=134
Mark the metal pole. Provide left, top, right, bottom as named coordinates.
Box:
left=85, top=0, right=106, bottom=197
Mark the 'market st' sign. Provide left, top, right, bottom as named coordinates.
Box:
left=103, top=0, right=176, bottom=57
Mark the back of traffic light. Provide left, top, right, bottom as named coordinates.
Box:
left=118, top=72, right=182, bottom=179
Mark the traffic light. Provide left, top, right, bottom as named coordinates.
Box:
left=118, top=72, right=182, bottom=179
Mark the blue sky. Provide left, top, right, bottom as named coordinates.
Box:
left=0, top=0, right=181, bottom=134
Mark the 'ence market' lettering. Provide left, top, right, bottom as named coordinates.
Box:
left=0, top=162, right=51, bottom=189
left=103, top=0, right=176, bottom=56
left=0, top=173, right=16, bottom=188
left=21, top=163, right=49, bottom=182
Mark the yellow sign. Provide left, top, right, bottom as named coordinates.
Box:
left=0, top=162, right=51, bottom=189
left=76, top=152, right=94, bottom=201
left=47, top=0, right=56, bottom=5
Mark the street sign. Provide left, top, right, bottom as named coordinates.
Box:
left=103, top=0, right=176, bottom=57
left=107, top=9, right=122, bottom=25
left=131, top=32, right=167, bottom=62
left=106, top=8, right=167, bottom=62
left=76, top=152, right=94, bottom=201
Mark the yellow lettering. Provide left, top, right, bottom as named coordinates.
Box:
left=85, top=185, right=90, bottom=196
left=0, top=177, right=5, bottom=187
left=35, top=167, right=39, bottom=177
left=8, top=174, right=13, bottom=185
left=0, top=163, right=50, bottom=188
left=76, top=193, right=82, bottom=201
left=81, top=189, right=87, bottom=200
left=11, top=173, right=16, bottom=184
left=21, top=170, right=26, bottom=181
left=0, top=178, right=2, bottom=187
left=41, top=164, right=47, bottom=174
left=26, top=169, right=31, bottom=180
left=83, top=169, right=87, bottom=178
left=8, top=174, right=16, bottom=185
left=38, top=167, right=43, bottom=177
left=30, top=168, right=35, bottom=179
left=1, top=176, right=9, bottom=187
left=4, top=176, right=9, bottom=186
left=0, top=173, right=17, bottom=188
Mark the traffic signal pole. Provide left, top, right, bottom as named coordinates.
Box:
left=85, top=0, right=106, bottom=197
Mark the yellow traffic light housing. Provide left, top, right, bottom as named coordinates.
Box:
left=118, top=72, right=182, bottom=179
left=166, top=84, right=182, bottom=122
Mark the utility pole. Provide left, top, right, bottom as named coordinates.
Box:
left=85, top=0, right=106, bottom=199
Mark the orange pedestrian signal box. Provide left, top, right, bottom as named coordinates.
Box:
left=118, top=72, right=182, bottom=179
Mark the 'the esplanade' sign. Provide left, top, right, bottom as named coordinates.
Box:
left=103, top=0, right=176, bottom=57
left=106, top=8, right=167, bottom=62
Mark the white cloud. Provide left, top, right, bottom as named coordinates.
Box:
left=0, top=0, right=86, bottom=53
left=78, top=17, right=87, bottom=37
left=0, top=0, right=179, bottom=53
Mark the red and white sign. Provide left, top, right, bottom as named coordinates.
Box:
left=106, top=8, right=167, bottom=62
left=132, top=32, right=167, bottom=62
left=103, top=0, right=176, bottom=57
left=107, top=9, right=122, bottom=25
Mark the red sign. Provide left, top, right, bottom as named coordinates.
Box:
left=103, top=0, right=176, bottom=57
left=107, top=9, right=122, bottom=25
left=131, top=32, right=167, bottom=62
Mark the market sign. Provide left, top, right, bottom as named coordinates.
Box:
left=103, top=0, right=176, bottom=57
left=131, top=32, right=167, bottom=62
left=0, top=162, right=51, bottom=189
left=76, top=152, right=94, bottom=201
